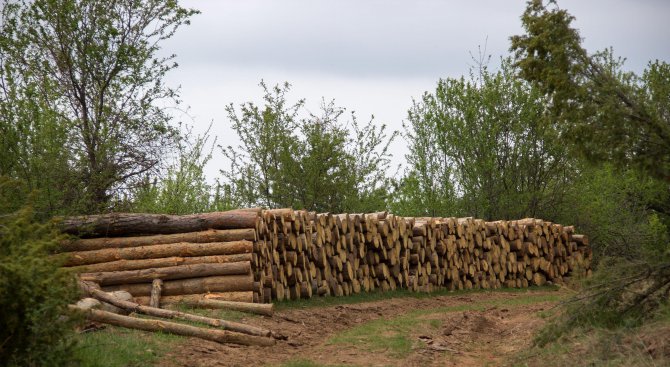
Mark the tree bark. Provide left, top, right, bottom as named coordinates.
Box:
left=165, top=299, right=273, bottom=316
left=69, top=253, right=252, bottom=273
left=149, top=279, right=163, bottom=308
left=71, top=306, right=274, bottom=346
left=60, top=228, right=257, bottom=252
left=80, top=262, right=251, bottom=285
left=62, top=240, right=253, bottom=266
left=135, top=291, right=254, bottom=305
left=102, top=274, right=255, bottom=296
left=80, top=282, right=272, bottom=337
left=58, top=210, right=259, bottom=237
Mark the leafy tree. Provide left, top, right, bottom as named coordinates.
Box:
left=510, top=0, right=670, bottom=183
left=395, top=59, right=573, bottom=220
left=127, top=125, right=233, bottom=214
left=0, top=0, right=198, bottom=214
left=222, top=81, right=397, bottom=212
left=511, top=0, right=670, bottom=339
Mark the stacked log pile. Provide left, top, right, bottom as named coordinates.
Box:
left=59, top=209, right=591, bottom=305
left=252, top=211, right=592, bottom=301
left=59, top=209, right=267, bottom=304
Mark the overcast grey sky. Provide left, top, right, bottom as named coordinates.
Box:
left=161, top=0, right=670, bottom=181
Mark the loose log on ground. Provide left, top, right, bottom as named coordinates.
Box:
left=167, top=299, right=273, bottom=316
left=69, top=253, right=253, bottom=273
left=71, top=306, right=274, bottom=346
left=102, top=274, right=255, bottom=296
left=62, top=240, right=253, bottom=267
left=61, top=229, right=257, bottom=252
left=80, top=262, right=251, bottom=285
left=80, top=283, right=272, bottom=337
left=135, top=291, right=254, bottom=305
left=59, top=211, right=260, bottom=237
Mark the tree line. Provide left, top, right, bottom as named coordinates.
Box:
left=0, top=0, right=668, bottom=365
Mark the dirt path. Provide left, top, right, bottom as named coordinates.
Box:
left=161, top=290, right=561, bottom=367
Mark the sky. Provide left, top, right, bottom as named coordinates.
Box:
left=160, top=0, right=670, bottom=181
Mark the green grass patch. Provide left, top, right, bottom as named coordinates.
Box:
left=328, top=292, right=561, bottom=359
left=73, top=326, right=179, bottom=367
left=274, top=285, right=559, bottom=311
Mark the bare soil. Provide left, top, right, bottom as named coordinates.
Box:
left=159, top=290, right=560, bottom=367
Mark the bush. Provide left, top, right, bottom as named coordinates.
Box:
left=0, top=205, right=78, bottom=366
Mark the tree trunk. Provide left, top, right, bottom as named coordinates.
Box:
left=60, top=228, right=257, bottom=252
left=166, top=299, right=273, bottom=316
left=135, top=291, right=254, bottom=305
left=62, top=240, right=253, bottom=266
left=80, top=282, right=272, bottom=337
left=69, top=253, right=252, bottom=273
left=80, top=262, right=251, bottom=285
left=102, top=274, right=255, bottom=296
left=58, top=210, right=259, bottom=237
left=71, top=306, right=274, bottom=346
left=149, top=279, right=163, bottom=308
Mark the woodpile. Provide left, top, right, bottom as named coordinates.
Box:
left=58, top=209, right=592, bottom=305
left=253, top=211, right=592, bottom=301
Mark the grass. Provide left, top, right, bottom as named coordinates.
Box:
left=327, top=291, right=562, bottom=358
left=73, top=326, right=179, bottom=367
left=73, top=304, right=258, bottom=367
left=274, top=284, right=559, bottom=311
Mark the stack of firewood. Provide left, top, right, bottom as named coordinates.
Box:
left=253, top=210, right=592, bottom=301
left=58, top=209, right=591, bottom=305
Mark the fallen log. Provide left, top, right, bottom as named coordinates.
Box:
left=71, top=306, right=274, bottom=346
left=62, top=240, right=253, bottom=266
left=59, top=211, right=260, bottom=237
left=80, top=283, right=272, bottom=337
left=68, top=253, right=253, bottom=273
left=160, top=298, right=273, bottom=316
left=135, top=291, right=254, bottom=305
left=79, top=262, right=252, bottom=286
left=60, top=228, right=257, bottom=252
left=102, top=274, right=255, bottom=296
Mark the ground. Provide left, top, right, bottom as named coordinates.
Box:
left=157, top=288, right=561, bottom=367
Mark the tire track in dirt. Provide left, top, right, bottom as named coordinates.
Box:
left=160, top=290, right=561, bottom=367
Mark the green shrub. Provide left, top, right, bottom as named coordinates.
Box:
left=0, top=206, right=78, bottom=366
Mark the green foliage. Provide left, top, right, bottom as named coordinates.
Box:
left=555, top=164, right=669, bottom=264
left=0, top=204, right=78, bottom=366
left=394, top=59, right=573, bottom=220
left=512, top=1, right=670, bottom=346
left=126, top=125, right=234, bottom=214
left=222, top=81, right=397, bottom=212
left=0, top=0, right=198, bottom=214
left=511, top=0, right=670, bottom=182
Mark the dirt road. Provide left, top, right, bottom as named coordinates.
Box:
left=160, top=289, right=561, bottom=367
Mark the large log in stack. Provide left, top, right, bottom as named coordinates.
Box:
left=58, top=209, right=592, bottom=305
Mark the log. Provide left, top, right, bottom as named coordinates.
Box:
left=102, top=274, right=255, bottom=296
left=135, top=292, right=254, bottom=305
left=69, top=253, right=253, bottom=273
left=150, top=279, right=163, bottom=308
left=170, top=299, right=273, bottom=316
left=80, top=262, right=251, bottom=285
left=63, top=240, right=253, bottom=266
left=80, top=282, right=272, bottom=338
left=59, top=211, right=259, bottom=237
left=71, top=306, right=274, bottom=346
left=60, top=229, right=257, bottom=252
